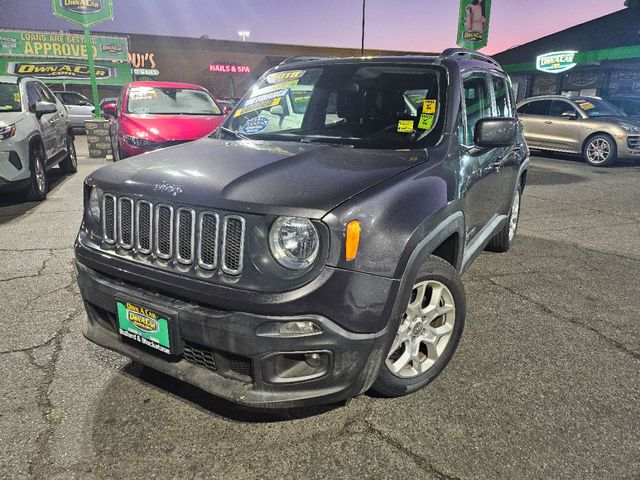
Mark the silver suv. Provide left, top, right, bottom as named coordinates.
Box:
left=0, top=75, right=77, bottom=201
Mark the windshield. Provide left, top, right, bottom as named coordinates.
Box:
left=219, top=63, right=446, bottom=148
left=0, top=83, right=22, bottom=113
left=126, top=86, right=222, bottom=115
left=573, top=98, right=625, bottom=118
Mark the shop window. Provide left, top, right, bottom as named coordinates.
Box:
left=531, top=74, right=558, bottom=96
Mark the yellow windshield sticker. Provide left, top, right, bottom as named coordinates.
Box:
left=250, top=80, right=299, bottom=98
left=423, top=99, right=437, bottom=114
left=418, top=114, right=434, bottom=130
left=234, top=96, right=282, bottom=117
left=265, top=70, right=306, bottom=84
left=13, top=92, right=20, bottom=102
left=578, top=102, right=595, bottom=110
left=397, top=119, right=414, bottom=133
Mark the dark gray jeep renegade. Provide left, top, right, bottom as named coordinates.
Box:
left=76, top=49, right=529, bottom=408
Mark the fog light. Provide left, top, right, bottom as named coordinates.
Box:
left=305, top=353, right=322, bottom=368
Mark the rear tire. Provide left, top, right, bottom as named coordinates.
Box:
left=25, top=146, right=48, bottom=202
left=487, top=184, right=521, bottom=253
left=583, top=134, right=617, bottom=167
left=370, top=255, right=466, bottom=397
left=59, top=133, right=78, bottom=173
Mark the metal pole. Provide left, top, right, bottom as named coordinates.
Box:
left=361, top=0, right=366, bottom=56
left=83, top=26, right=101, bottom=119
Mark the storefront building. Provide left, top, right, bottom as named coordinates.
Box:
left=494, top=4, right=640, bottom=102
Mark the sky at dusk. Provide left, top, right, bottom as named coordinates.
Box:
left=0, top=0, right=626, bottom=54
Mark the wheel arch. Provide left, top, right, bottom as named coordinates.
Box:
left=581, top=131, right=615, bottom=153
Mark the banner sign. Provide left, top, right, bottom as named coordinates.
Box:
left=457, top=0, right=492, bottom=50
left=209, top=63, right=251, bottom=74
left=0, top=57, right=132, bottom=85
left=51, top=0, right=114, bottom=27
left=536, top=51, right=578, bottom=74
left=0, top=30, right=129, bottom=62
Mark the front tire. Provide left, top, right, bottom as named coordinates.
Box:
left=370, top=255, right=466, bottom=397
left=486, top=184, right=521, bottom=253
left=583, top=134, right=617, bottom=167
left=111, top=136, right=122, bottom=162
left=25, top=146, right=48, bottom=202
left=59, top=133, right=78, bottom=173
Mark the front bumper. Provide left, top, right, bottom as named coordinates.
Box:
left=620, top=136, right=640, bottom=158
left=78, top=261, right=393, bottom=408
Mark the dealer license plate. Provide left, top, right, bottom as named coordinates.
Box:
left=117, top=301, right=171, bottom=355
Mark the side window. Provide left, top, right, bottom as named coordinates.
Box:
left=492, top=75, right=513, bottom=117
left=549, top=100, right=577, bottom=117
left=36, top=83, right=57, bottom=104
left=25, top=82, right=41, bottom=113
left=461, top=73, right=492, bottom=145
left=517, top=100, right=551, bottom=116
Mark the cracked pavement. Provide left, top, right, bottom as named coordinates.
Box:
left=0, top=139, right=638, bottom=479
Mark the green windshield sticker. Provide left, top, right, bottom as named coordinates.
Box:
left=418, top=114, right=435, bottom=130
left=397, top=119, right=414, bottom=133
left=423, top=99, right=437, bottom=114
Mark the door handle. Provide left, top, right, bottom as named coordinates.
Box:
left=544, top=120, right=553, bottom=124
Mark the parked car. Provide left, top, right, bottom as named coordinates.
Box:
left=215, top=99, right=234, bottom=115
left=99, top=97, right=117, bottom=118
left=53, top=90, right=95, bottom=130
left=517, top=95, right=640, bottom=166
left=0, top=75, right=77, bottom=201
left=604, top=94, right=640, bottom=117
left=76, top=49, right=528, bottom=407
left=102, top=81, right=226, bottom=160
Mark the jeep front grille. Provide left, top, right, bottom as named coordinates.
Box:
left=102, top=195, right=246, bottom=275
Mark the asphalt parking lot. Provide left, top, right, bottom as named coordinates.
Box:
left=1, top=137, right=638, bottom=480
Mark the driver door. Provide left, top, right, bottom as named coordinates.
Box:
left=545, top=100, right=584, bottom=153
left=26, top=81, right=57, bottom=159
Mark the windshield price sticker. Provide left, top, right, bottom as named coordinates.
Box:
left=265, top=70, right=305, bottom=84
left=235, top=88, right=288, bottom=117
left=397, top=119, right=415, bottom=133
left=418, top=114, right=435, bottom=130
left=249, top=79, right=299, bottom=98
left=578, top=101, right=595, bottom=111
left=13, top=92, right=20, bottom=102
left=423, top=99, right=437, bottom=114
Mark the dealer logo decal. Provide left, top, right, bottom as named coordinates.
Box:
left=60, top=0, right=103, bottom=14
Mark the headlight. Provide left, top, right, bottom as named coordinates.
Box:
left=89, top=186, right=101, bottom=223
left=618, top=123, right=640, bottom=133
left=123, top=134, right=157, bottom=148
left=0, top=123, right=16, bottom=141
left=269, top=216, right=319, bottom=270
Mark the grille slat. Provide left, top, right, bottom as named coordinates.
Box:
left=155, top=205, right=174, bottom=259
left=99, top=194, right=244, bottom=275
left=198, top=212, right=219, bottom=270
left=627, top=136, right=640, bottom=150
left=222, top=215, right=245, bottom=275
left=136, top=201, right=153, bottom=254
left=176, top=208, right=195, bottom=264
left=118, top=197, right=134, bottom=249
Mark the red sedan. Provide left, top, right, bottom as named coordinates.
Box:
left=103, top=81, right=227, bottom=160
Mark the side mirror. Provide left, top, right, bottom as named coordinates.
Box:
left=101, top=102, right=117, bottom=117
left=270, top=105, right=285, bottom=117
left=561, top=110, right=578, bottom=119
left=474, top=117, right=517, bottom=148
left=35, top=101, right=58, bottom=118
left=222, top=105, right=233, bottom=115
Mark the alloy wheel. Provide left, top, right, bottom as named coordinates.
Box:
left=508, top=192, right=520, bottom=242
left=34, top=155, right=46, bottom=194
left=586, top=138, right=611, bottom=164
left=386, top=280, right=456, bottom=378
left=68, top=138, right=77, bottom=168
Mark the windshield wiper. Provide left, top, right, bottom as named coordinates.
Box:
left=217, top=125, right=249, bottom=140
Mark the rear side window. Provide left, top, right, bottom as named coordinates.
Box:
left=492, top=75, right=513, bottom=117
left=461, top=73, right=492, bottom=145
left=517, top=100, right=551, bottom=116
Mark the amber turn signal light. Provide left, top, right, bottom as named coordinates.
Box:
left=345, top=220, right=361, bottom=261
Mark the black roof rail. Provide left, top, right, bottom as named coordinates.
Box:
left=278, top=55, right=336, bottom=66
left=437, top=48, right=501, bottom=68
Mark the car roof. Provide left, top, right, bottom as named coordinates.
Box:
left=519, top=95, right=600, bottom=103
left=127, top=81, right=207, bottom=90
left=0, top=75, right=41, bottom=84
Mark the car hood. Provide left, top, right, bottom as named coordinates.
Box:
left=0, top=111, right=25, bottom=126
left=89, top=137, right=428, bottom=218
left=122, top=114, right=226, bottom=142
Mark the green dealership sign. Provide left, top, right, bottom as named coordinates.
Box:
left=457, top=0, right=492, bottom=50
left=51, top=0, right=114, bottom=27
left=0, top=30, right=128, bottom=62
